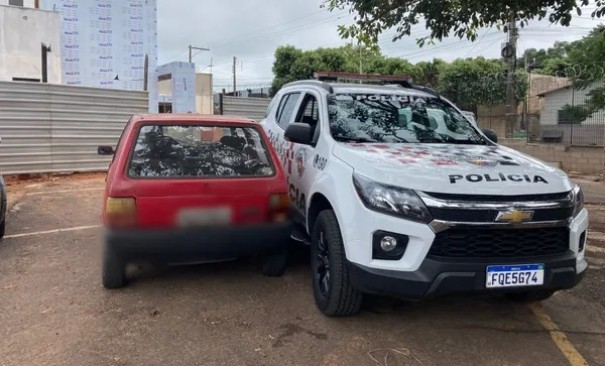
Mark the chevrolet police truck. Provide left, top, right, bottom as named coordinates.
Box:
left=260, top=78, right=588, bottom=317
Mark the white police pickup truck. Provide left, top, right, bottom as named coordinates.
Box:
left=260, top=79, right=588, bottom=317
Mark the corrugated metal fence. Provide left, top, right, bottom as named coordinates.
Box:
left=218, top=95, right=271, bottom=121
left=0, top=81, right=148, bottom=174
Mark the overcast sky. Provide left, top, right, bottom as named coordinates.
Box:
left=156, top=0, right=604, bottom=91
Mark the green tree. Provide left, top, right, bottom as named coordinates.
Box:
left=520, top=41, right=571, bottom=71
left=415, top=59, right=446, bottom=87
left=564, top=26, right=605, bottom=120
left=438, top=58, right=527, bottom=111
left=270, top=44, right=419, bottom=92
left=325, top=0, right=604, bottom=46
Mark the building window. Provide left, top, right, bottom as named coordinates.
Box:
left=557, top=109, right=573, bottom=124
left=159, top=103, right=172, bottom=113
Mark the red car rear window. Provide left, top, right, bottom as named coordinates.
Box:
left=127, top=124, right=275, bottom=178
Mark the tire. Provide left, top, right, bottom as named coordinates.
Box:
left=261, top=248, right=287, bottom=277
left=102, top=243, right=127, bottom=289
left=311, top=210, right=363, bottom=317
left=506, top=290, right=556, bottom=303
left=0, top=219, right=5, bottom=239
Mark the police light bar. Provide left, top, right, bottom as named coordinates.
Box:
left=313, top=71, right=413, bottom=86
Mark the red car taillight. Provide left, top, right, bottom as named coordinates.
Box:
left=268, top=193, right=290, bottom=223
left=104, top=197, right=137, bottom=228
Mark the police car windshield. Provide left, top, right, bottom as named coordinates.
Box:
left=327, top=93, right=487, bottom=145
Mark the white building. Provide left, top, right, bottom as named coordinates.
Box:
left=0, top=4, right=62, bottom=83
left=156, top=62, right=214, bottom=114
left=537, top=81, right=605, bottom=145
left=39, top=0, right=158, bottom=110
left=539, top=82, right=605, bottom=125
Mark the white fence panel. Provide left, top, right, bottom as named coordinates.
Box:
left=220, top=95, right=271, bottom=121
left=0, top=81, right=148, bottom=174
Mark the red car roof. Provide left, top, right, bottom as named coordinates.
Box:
left=131, top=114, right=257, bottom=125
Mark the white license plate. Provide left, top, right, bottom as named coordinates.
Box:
left=177, top=207, right=232, bottom=227
left=486, top=264, right=544, bottom=288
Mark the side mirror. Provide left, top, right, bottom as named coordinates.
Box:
left=482, top=129, right=498, bottom=143
left=284, top=123, right=313, bottom=145
left=98, top=145, right=115, bottom=155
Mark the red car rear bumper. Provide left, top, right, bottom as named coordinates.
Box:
left=105, top=222, right=292, bottom=263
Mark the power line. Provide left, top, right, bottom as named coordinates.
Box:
left=212, top=10, right=351, bottom=49
left=209, top=8, right=328, bottom=46
left=463, top=29, right=496, bottom=58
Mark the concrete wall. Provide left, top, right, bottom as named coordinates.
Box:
left=527, top=74, right=570, bottom=116
left=195, top=73, right=213, bottom=115
left=477, top=105, right=509, bottom=137
left=501, top=139, right=604, bottom=175
left=0, top=5, right=62, bottom=83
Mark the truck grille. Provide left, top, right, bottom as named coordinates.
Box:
left=428, top=207, right=573, bottom=222
left=428, top=227, right=569, bottom=259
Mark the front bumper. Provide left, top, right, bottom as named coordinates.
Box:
left=348, top=252, right=586, bottom=300
left=106, top=222, right=291, bottom=263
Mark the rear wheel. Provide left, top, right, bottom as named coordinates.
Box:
left=0, top=219, right=5, bottom=239
left=102, top=244, right=127, bottom=289
left=507, top=290, right=556, bottom=302
left=311, top=210, right=363, bottom=317
left=261, top=248, right=287, bottom=277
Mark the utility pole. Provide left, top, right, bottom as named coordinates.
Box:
left=188, top=45, right=210, bottom=64
left=505, top=15, right=518, bottom=138
left=522, top=52, right=529, bottom=130
left=232, top=56, right=237, bottom=96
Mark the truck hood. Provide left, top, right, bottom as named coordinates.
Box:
left=332, top=143, right=572, bottom=195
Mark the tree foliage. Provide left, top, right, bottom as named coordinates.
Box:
left=324, top=0, right=604, bottom=47
left=437, top=58, right=528, bottom=110
left=272, top=45, right=525, bottom=111
left=521, top=25, right=605, bottom=120
left=271, top=44, right=424, bottom=92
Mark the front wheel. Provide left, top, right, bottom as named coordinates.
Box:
left=311, top=210, right=363, bottom=317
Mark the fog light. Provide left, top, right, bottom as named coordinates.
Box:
left=380, top=236, right=398, bottom=252
left=372, top=231, right=409, bottom=260
left=579, top=231, right=586, bottom=252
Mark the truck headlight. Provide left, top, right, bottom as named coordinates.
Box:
left=353, top=173, right=432, bottom=223
left=573, top=185, right=584, bottom=217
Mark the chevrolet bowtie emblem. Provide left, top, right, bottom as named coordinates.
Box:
left=495, top=210, right=534, bottom=223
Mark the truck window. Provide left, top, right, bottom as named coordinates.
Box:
left=128, top=124, right=275, bottom=178
left=328, top=94, right=486, bottom=145
left=296, top=93, right=320, bottom=138
left=276, top=92, right=301, bottom=128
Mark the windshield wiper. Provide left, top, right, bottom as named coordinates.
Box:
left=333, top=136, right=378, bottom=143
left=440, top=139, right=487, bottom=145
left=424, top=135, right=487, bottom=145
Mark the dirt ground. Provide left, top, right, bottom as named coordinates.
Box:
left=0, top=173, right=603, bottom=366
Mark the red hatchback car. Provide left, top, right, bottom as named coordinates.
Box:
left=98, top=114, right=291, bottom=288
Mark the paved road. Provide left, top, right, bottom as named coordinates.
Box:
left=0, top=175, right=604, bottom=366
